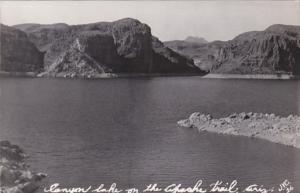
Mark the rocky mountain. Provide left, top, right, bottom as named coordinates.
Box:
left=0, top=24, right=43, bottom=72
left=12, top=18, right=202, bottom=77
left=212, top=24, right=300, bottom=74
left=3, top=20, right=299, bottom=76
left=166, top=24, right=300, bottom=75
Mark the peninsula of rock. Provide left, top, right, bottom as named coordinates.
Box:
left=178, top=112, right=300, bottom=148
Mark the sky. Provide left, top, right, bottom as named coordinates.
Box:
left=0, top=1, right=299, bottom=42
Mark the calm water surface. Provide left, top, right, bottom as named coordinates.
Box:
left=0, top=77, right=300, bottom=192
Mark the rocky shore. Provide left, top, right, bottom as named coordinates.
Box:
left=0, top=141, right=46, bottom=193
left=178, top=112, right=300, bottom=148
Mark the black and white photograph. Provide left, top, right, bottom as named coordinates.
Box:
left=0, top=1, right=300, bottom=193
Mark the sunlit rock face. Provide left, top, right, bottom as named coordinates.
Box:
left=43, top=32, right=122, bottom=77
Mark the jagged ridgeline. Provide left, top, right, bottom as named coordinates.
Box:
left=0, top=18, right=202, bottom=77
left=165, top=24, right=300, bottom=75
left=213, top=24, right=300, bottom=74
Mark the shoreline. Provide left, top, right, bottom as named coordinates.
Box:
left=0, top=71, right=204, bottom=79
left=1, top=71, right=299, bottom=79
left=202, top=73, right=298, bottom=80
left=0, top=71, right=38, bottom=77
left=178, top=112, right=300, bottom=149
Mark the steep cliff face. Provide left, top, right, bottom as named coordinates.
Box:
left=0, top=24, right=43, bottom=72
left=14, top=18, right=201, bottom=76
left=212, top=25, right=300, bottom=74
left=110, top=18, right=153, bottom=72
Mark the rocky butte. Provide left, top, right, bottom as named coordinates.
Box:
left=0, top=18, right=203, bottom=78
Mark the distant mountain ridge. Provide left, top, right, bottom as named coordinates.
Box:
left=164, top=38, right=222, bottom=71
left=185, top=36, right=208, bottom=44
left=1, top=18, right=203, bottom=77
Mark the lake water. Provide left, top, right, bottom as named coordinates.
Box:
left=0, top=77, right=300, bottom=192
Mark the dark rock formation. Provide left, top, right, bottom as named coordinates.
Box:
left=0, top=141, right=46, bottom=193
left=0, top=24, right=43, bottom=72
left=14, top=18, right=202, bottom=77
left=212, top=24, right=300, bottom=74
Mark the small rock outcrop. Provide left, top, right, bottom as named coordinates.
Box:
left=178, top=112, right=300, bottom=148
left=13, top=18, right=203, bottom=77
left=0, top=24, right=43, bottom=72
left=0, top=141, right=46, bottom=193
